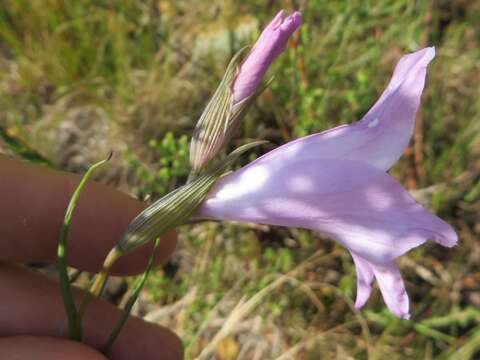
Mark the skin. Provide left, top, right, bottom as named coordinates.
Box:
left=0, top=154, right=183, bottom=360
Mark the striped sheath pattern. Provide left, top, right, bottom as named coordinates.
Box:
left=189, top=48, right=254, bottom=174
left=118, top=141, right=266, bottom=253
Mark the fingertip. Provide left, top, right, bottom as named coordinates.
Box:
left=80, top=281, right=184, bottom=360
left=104, top=317, right=184, bottom=360
left=0, top=336, right=107, bottom=360
left=67, top=177, right=178, bottom=276
left=0, top=264, right=184, bottom=360
left=0, top=155, right=178, bottom=274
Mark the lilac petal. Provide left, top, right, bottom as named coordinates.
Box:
left=232, top=10, right=302, bottom=104
left=351, top=253, right=410, bottom=318
left=248, top=47, right=435, bottom=171
left=199, top=157, right=457, bottom=265
left=370, top=261, right=410, bottom=319
left=351, top=252, right=374, bottom=309
left=199, top=144, right=457, bottom=318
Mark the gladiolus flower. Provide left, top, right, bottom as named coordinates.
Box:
left=190, top=10, right=302, bottom=174
left=197, top=47, right=458, bottom=319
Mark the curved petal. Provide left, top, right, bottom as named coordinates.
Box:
left=351, top=253, right=410, bottom=319
left=247, top=47, right=435, bottom=171
left=199, top=157, right=457, bottom=266
left=351, top=252, right=374, bottom=309
left=370, top=260, right=410, bottom=319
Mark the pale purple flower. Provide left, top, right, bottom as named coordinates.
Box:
left=232, top=10, right=302, bottom=104
left=198, top=47, right=458, bottom=319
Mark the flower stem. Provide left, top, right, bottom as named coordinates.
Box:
left=91, top=248, right=122, bottom=297
left=57, top=154, right=111, bottom=341
left=102, top=237, right=161, bottom=355
left=78, top=247, right=123, bottom=326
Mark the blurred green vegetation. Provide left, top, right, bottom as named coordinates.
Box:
left=0, top=0, right=479, bottom=359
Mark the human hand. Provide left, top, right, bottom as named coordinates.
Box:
left=0, top=155, right=183, bottom=360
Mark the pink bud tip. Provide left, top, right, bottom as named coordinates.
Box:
left=232, top=10, right=302, bottom=104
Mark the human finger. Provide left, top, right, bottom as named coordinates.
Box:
left=0, top=336, right=108, bottom=360
left=0, top=263, right=183, bottom=360
left=0, top=155, right=176, bottom=275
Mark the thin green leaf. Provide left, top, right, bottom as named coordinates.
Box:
left=57, top=153, right=112, bottom=341
left=102, top=237, right=162, bottom=355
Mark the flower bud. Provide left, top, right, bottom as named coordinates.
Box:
left=189, top=10, right=302, bottom=174
left=232, top=10, right=302, bottom=104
